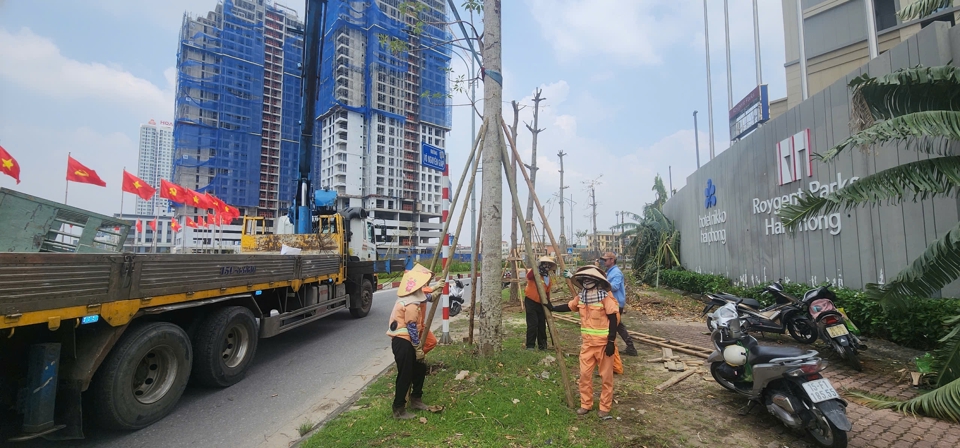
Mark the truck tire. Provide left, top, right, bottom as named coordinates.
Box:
left=191, top=306, right=259, bottom=388
left=90, top=322, right=192, bottom=430
left=350, top=279, right=374, bottom=318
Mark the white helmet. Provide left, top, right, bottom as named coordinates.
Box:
left=723, top=345, right=747, bottom=366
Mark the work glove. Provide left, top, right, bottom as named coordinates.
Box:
left=562, top=269, right=573, bottom=278
left=415, top=348, right=426, bottom=360
left=406, top=322, right=420, bottom=346
left=605, top=341, right=615, bottom=357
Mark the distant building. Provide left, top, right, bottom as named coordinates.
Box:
left=318, top=0, right=452, bottom=252
left=173, top=0, right=308, bottom=228
left=117, top=213, right=242, bottom=254
left=587, top=231, right=618, bottom=254
left=136, top=120, right=174, bottom=216
left=781, top=0, right=959, bottom=110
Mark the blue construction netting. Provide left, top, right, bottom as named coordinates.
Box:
left=173, top=0, right=268, bottom=209
left=317, top=0, right=452, bottom=132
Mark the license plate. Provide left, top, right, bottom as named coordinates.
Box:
left=826, top=324, right=849, bottom=338
left=802, top=378, right=840, bottom=403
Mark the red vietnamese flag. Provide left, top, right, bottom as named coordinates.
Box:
left=204, top=193, right=223, bottom=213
left=185, top=216, right=198, bottom=228
left=207, top=213, right=218, bottom=227
left=159, top=179, right=188, bottom=204
left=0, top=144, right=21, bottom=184
left=135, top=219, right=143, bottom=233
left=66, top=156, right=106, bottom=187
left=197, top=215, right=207, bottom=228
left=220, top=203, right=240, bottom=223
left=186, top=189, right=213, bottom=211
left=121, top=170, right=156, bottom=201
left=170, top=218, right=182, bottom=233
left=148, top=218, right=158, bottom=232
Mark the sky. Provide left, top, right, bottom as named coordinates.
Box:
left=0, top=0, right=787, bottom=245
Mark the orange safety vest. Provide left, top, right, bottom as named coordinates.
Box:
left=524, top=270, right=551, bottom=304
left=566, top=294, right=620, bottom=347
left=386, top=300, right=425, bottom=343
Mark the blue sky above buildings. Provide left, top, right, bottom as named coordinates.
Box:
left=0, top=0, right=787, bottom=236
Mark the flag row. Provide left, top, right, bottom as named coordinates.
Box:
left=134, top=213, right=229, bottom=234
left=0, top=145, right=241, bottom=222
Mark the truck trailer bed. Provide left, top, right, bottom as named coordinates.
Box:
left=0, top=253, right=343, bottom=329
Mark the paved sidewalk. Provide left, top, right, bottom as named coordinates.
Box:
left=636, top=319, right=960, bottom=448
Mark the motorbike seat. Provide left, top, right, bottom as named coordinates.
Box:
left=749, top=345, right=810, bottom=364
left=717, top=292, right=762, bottom=309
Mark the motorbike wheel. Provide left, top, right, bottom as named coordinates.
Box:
left=806, top=408, right=848, bottom=448
left=842, top=345, right=862, bottom=372
left=706, top=316, right=718, bottom=333
left=709, top=362, right=739, bottom=393
left=449, top=301, right=462, bottom=318
left=787, top=318, right=818, bottom=344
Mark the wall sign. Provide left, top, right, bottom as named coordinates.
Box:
left=421, top=143, right=446, bottom=172
left=699, top=179, right=726, bottom=245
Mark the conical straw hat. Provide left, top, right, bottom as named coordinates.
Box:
left=398, top=263, right=433, bottom=298
left=572, top=265, right=611, bottom=290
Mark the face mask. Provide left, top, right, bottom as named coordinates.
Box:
left=581, top=279, right=597, bottom=289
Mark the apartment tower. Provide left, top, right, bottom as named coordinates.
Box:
left=136, top=119, right=174, bottom=216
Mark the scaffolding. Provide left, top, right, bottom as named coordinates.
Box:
left=173, top=0, right=315, bottom=217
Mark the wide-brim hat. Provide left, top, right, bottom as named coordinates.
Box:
left=538, top=256, right=556, bottom=267
left=398, top=263, right=433, bottom=298
left=572, top=265, right=611, bottom=290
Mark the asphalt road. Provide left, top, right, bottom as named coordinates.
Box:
left=40, top=282, right=471, bottom=448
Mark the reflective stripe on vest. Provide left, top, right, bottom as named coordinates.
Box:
left=581, top=327, right=609, bottom=336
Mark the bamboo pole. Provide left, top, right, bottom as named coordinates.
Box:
left=420, top=123, right=486, bottom=351
left=468, top=207, right=481, bottom=344
left=498, top=136, right=576, bottom=409
left=500, top=119, right=579, bottom=297
left=427, top=121, right=486, bottom=271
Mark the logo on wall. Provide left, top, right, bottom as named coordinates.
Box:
left=778, top=129, right=812, bottom=185
left=704, top=179, right=717, bottom=209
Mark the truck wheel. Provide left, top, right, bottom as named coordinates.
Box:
left=90, top=322, right=192, bottom=430
left=191, top=306, right=259, bottom=388
left=350, top=279, right=374, bottom=318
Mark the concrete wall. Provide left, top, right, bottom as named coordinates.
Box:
left=664, top=23, right=960, bottom=296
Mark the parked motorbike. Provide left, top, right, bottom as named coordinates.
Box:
left=708, top=303, right=851, bottom=447
left=448, top=279, right=465, bottom=317
left=798, top=285, right=866, bottom=371
left=701, top=281, right=817, bottom=344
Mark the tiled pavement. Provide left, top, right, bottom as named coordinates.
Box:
left=636, top=319, right=960, bottom=448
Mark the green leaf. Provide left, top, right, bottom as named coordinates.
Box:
left=848, top=66, right=960, bottom=128
left=935, top=314, right=960, bottom=387
left=779, top=156, right=960, bottom=230
left=849, top=376, right=960, bottom=423
left=820, top=111, right=960, bottom=161
left=865, top=220, right=960, bottom=309
left=898, top=0, right=954, bottom=21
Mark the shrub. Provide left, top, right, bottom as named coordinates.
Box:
left=657, top=268, right=960, bottom=350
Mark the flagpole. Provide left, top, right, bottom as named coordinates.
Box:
left=64, top=152, right=70, bottom=205
left=120, top=167, right=125, bottom=218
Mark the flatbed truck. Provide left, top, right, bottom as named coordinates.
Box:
left=0, top=188, right=398, bottom=441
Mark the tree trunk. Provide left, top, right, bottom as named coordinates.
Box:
left=478, top=0, right=504, bottom=356
left=509, top=101, right=520, bottom=305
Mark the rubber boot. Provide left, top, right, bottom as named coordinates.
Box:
left=409, top=397, right=430, bottom=411
left=624, top=343, right=638, bottom=357
left=392, top=405, right=415, bottom=420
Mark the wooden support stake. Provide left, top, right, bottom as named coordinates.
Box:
left=498, top=134, right=576, bottom=410
left=655, top=370, right=697, bottom=391
left=467, top=202, right=481, bottom=345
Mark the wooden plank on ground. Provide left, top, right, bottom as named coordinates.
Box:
left=655, top=370, right=697, bottom=391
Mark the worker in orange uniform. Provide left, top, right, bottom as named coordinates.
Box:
left=548, top=266, right=620, bottom=419
left=524, top=256, right=557, bottom=350
left=386, top=263, right=440, bottom=419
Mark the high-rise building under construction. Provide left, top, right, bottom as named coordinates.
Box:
left=318, top=0, right=451, bottom=253
left=173, top=0, right=451, bottom=252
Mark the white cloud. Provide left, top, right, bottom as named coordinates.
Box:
left=0, top=27, right=173, bottom=118
left=528, top=0, right=698, bottom=65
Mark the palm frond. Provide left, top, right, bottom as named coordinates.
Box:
left=820, top=111, right=960, bottom=161
left=848, top=66, right=960, bottom=129
left=847, top=377, right=960, bottom=423
left=934, top=314, right=960, bottom=387
left=898, top=0, right=953, bottom=21
left=865, top=220, right=960, bottom=309
left=781, top=156, right=960, bottom=230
